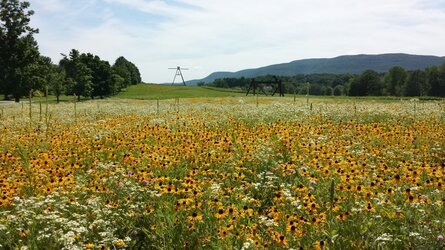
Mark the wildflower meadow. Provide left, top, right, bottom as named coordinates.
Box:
left=0, top=97, right=444, bottom=249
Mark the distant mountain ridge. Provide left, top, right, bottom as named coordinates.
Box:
left=188, top=53, right=445, bottom=84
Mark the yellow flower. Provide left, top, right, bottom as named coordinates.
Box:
left=273, top=232, right=288, bottom=246
left=114, top=239, right=126, bottom=247
left=314, top=240, right=327, bottom=250
left=240, top=205, right=254, bottom=217
left=364, top=202, right=376, bottom=212
left=19, top=229, right=27, bottom=237
left=85, top=243, right=95, bottom=249
left=336, top=211, right=350, bottom=221
left=188, top=212, right=203, bottom=222
left=215, top=207, right=227, bottom=219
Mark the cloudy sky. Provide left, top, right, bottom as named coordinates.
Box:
left=28, top=0, right=445, bottom=83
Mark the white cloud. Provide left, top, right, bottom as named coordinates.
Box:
left=28, top=0, right=445, bottom=83
left=104, top=0, right=187, bottom=15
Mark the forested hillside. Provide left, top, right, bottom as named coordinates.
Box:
left=206, top=64, right=445, bottom=97
left=192, top=54, right=445, bottom=85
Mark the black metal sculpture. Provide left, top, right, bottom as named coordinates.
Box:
left=246, top=76, right=284, bottom=96
left=169, top=66, right=188, bottom=86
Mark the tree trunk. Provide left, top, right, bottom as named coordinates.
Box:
left=14, top=94, right=20, bottom=103
left=56, top=95, right=60, bottom=104
left=77, top=95, right=81, bottom=102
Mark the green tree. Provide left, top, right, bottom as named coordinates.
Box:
left=22, top=55, right=53, bottom=94
left=322, top=86, right=333, bottom=96
left=59, top=49, right=93, bottom=101
left=213, top=79, right=228, bottom=88
left=362, top=70, right=383, bottom=96
left=79, top=53, right=114, bottom=98
left=384, top=66, right=407, bottom=96
left=0, top=0, right=39, bottom=102
left=50, top=66, right=66, bottom=103
left=284, top=83, right=296, bottom=94
left=426, top=66, right=442, bottom=97
left=309, top=83, right=323, bottom=95
left=348, top=70, right=382, bottom=96
left=348, top=76, right=365, bottom=96
left=94, top=60, right=115, bottom=97
left=405, top=70, right=428, bottom=96
left=333, top=85, right=344, bottom=96
left=435, top=62, right=445, bottom=97
left=111, top=74, right=124, bottom=94
left=29, top=56, right=67, bottom=102
left=112, top=56, right=141, bottom=89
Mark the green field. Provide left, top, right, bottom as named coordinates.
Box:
left=3, top=84, right=443, bottom=105
left=115, top=84, right=245, bottom=100
left=0, top=85, right=244, bottom=104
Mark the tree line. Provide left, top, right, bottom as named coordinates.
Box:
left=207, top=63, right=445, bottom=97
left=0, top=0, right=141, bottom=102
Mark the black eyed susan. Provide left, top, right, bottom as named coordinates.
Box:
left=188, top=211, right=203, bottom=222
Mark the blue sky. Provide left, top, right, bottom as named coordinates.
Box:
left=29, top=0, right=445, bottom=83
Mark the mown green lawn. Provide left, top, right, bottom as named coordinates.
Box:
left=114, top=84, right=245, bottom=100
left=3, top=84, right=443, bottom=104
